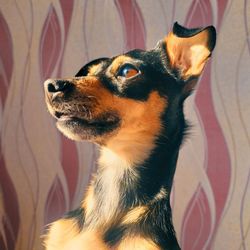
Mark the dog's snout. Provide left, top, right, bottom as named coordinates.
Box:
left=44, top=79, right=72, bottom=94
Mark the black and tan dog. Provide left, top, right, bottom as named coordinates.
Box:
left=43, top=23, right=216, bottom=250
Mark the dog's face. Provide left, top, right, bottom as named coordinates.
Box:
left=44, top=23, right=215, bottom=162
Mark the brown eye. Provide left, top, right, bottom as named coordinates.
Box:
left=118, top=64, right=140, bottom=79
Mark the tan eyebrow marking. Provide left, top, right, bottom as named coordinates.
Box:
left=88, top=64, right=101, bottom=76
left=110, top=55, right=134, bottom=75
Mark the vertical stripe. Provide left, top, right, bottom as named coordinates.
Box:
left=115, top=0, right=146, bottom=50
left=181, top=0, right=230, bottom=249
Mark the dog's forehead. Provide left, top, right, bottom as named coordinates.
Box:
left=124, top=48, right=146, bottom=58
left=84, top=49, right=160, bottom=78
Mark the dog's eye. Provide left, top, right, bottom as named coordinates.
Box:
left=118, top=64, right=140, bottom=79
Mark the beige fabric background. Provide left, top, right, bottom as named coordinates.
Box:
left=0, top=0, right=249, bottom=249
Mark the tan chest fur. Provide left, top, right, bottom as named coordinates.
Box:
left=44, top=219, right=159, bottom=250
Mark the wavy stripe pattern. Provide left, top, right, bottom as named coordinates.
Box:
left=180, top=2, right=231, bottom=248
left=0, top=11, right=19, bottom=250
left=0, top=1, right=249, bottom=249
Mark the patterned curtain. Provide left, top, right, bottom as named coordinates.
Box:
left=0, top=0, right=249, bottom=249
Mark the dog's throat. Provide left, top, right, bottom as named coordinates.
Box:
left=84, top=148, right=138, bottom=227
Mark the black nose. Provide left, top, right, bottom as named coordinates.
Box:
left=44, top=79, right=72, bottom=94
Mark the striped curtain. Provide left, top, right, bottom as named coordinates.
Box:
left=0, top=0, right=249, bottom=249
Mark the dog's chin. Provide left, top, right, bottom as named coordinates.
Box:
left=55, top=113, right=120, bottom=142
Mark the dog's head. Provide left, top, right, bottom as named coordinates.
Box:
left=44, top=23, right=216, bottom=163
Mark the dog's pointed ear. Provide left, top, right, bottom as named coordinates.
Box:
left=160, top=22, right=216, bottom=80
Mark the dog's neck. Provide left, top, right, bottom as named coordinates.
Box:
left=98, top=128, right=181, bottom=199
left=98, top=100, right=186, bottom=195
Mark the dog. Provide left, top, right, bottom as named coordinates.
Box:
left=43, top=22, right=216, bottom=250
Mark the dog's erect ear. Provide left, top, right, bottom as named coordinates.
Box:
left=162, top=22, right=216, bottom=80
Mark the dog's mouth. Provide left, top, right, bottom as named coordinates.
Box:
left=49, top=108, right=121, bottom=141
left=55, top=111, right=119, bottom=128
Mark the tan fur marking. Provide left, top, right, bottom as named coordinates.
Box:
left=154, top=187, right=167, bottom=201
left=83, top=185, right=95, bottom=219
left=44, top=219, right=80, bottom=250
left=166, top=29, right=211, bottom=78
left=116, top=236, right=160, bottom=250
left=106, top=91, right=167, bottom=164
left=121, top=206, right=148, bottom=225
left=62, top=230, right=109, bottom=250
left=88, top=64, right=100, bottom=76
left=45, top=221, right=109, bottom=250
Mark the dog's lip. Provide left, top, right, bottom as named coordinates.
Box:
left=54, top=111, right=72, bottom=120
left=55, top=111, right=120, bottom=128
